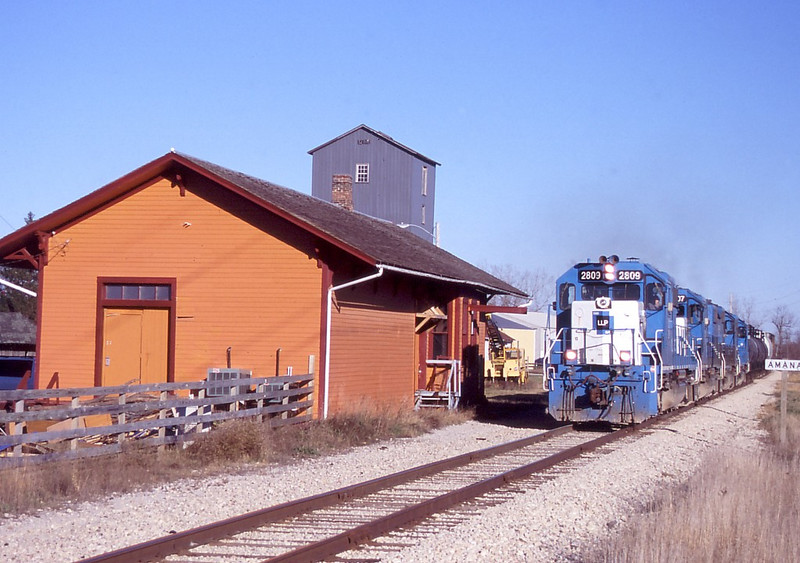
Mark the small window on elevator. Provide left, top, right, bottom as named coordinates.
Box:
left=356, top=163, right=369, bottom=183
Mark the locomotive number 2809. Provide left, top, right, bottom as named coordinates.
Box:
left=617, top=270, right=642, bottom=281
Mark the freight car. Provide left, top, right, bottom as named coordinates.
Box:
left=545, top=256, right=772, bottom=424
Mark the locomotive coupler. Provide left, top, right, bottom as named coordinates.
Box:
left=588, top=385, right=608, bottom=406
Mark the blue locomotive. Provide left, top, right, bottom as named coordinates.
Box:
left=545, top=256, right=772, bottom=424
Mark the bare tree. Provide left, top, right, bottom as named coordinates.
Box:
left=770, top=305, right=796, bottom=357
left=483, top=263, right=554, bottom=311
left=729, top=294, right=762, bottom=326
left=783, top=329, right=800, bottom=359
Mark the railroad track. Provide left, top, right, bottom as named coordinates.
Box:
left=80, top=421, right=651, bottom=563
left=79, top=380, right=752, bottom=563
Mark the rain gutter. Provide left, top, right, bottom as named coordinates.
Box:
left=378, top=264, right=525, bottom=298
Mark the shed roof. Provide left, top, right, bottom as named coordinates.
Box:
left=308, top=124, right=441, bottom=166
left=0, top=152, right=523, bottom=298
left=0, top=312, right=36, bottom=346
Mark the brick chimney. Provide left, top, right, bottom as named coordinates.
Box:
left=331, top=174, right=353, bottom=211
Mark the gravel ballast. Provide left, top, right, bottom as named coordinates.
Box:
left=0, top=372, right=780, bottom=562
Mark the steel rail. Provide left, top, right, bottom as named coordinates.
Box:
left=269, top=424, right=640, bottom=562
left=78, top=424, right=573, bottom=563
left=274, top=400, right=715, bottom=562
left=79, top=382, right=748, bottom=563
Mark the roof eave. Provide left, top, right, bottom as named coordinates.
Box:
left=0, top=153, right=378, bottom=268
left=308, top=124, right=440, bottom=166
left=379, top=264, right=527, bottom=298
left=0, top=153, right=177, bottom=260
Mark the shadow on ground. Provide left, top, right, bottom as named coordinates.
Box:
left=475, top=380, right=563, bottom=430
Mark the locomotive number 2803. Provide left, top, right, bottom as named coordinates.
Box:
left=578, top=270, right=602, bottom=281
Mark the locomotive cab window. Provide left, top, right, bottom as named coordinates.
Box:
left=559, top=283, right=575, bottom=310
left=645, top=282, right=665, bottom=311
left=688, top=303, right=703, bottom=325
left=725, top=317, right=735, bottom=334
left=580, top=283, right=640, bottom=301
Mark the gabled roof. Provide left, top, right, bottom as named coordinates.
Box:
left=308, top=124, right=441, bottom=166
left=0, top=152, right=523, bottom=298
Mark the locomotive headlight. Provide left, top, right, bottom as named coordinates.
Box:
left=603, top=263, right=616, bottom=281
left=565, top=349, right=578, bottom=364
left=619, top=350, right=632, bottom=365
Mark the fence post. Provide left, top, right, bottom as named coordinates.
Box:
left=199, top=387, right=210, bottom=432
left=70, top=396, right=80, bottom=451
left=282, top=378, right=290, bottom=420
left=229, top=381, right=238, bottom=413
left=118, top=393, right=127, bottom=445
left=256, top=381, right=265, bottom=423
left=12, top=399, right=23, bottom=456
left=158, top=390, right=167, bottom=452
left=780, top=371, right=788, bottom=444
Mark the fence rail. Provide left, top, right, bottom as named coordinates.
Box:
left=0, top=374, right=314, bottom=468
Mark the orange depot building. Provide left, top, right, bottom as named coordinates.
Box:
left=0, top=153, right=524, bottom=416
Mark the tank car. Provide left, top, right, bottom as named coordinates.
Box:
left=545, top=256, right=766, bottom=425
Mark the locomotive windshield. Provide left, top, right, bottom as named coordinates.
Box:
left=580, top=283, right=641, bottom=301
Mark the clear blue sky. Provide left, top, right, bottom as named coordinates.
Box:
left=1, top=2, right=798, bottom=328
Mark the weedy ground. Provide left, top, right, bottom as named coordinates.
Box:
left=589, top=371, right=800, bottom=563
left=0, top=403, right=471, bottom=515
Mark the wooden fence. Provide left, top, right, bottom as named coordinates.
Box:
left=0, top=374, right=314, bottom=468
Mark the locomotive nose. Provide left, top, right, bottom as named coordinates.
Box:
left=595, top=296, right=612, bottom=309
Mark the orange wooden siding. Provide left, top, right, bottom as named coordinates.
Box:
left=328, top=288, right=416, bottom=414
left=38, top=177, right=322, bottom=389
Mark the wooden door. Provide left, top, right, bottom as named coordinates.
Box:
left=140, top=309, right=169, bottom=384
left=102, top=308, right=168, bottom=386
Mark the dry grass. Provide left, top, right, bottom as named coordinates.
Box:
left=589, top=372, right=800, bottom=563
left=0, top=405, right=471, bottom=516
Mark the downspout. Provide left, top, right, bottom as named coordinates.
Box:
left=323, top=267, right=384, bottom=419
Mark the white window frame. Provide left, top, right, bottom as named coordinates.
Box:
left=421, top=204, right=426, bottom=225
left=421, top=166, right=428, bottom=196
left=356, top=163, right=369, bottom=183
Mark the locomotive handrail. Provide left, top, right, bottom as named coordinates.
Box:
left=711, top=343, right=726, bottom=377
left=638, top=330, right=663, bottom=393
left=679, top=334, right=703, bottom=384
left=543, top=328, right=565, bottom=391
left=691, top=339, right=703, bottom=384
left=642, top=369, right=652, bottom=393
